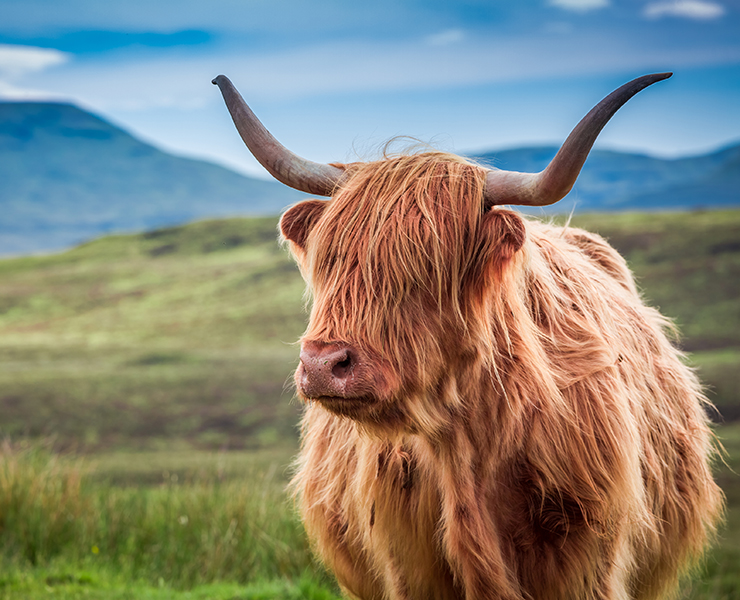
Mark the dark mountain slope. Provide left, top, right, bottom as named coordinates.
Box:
left=0, top=102, right=305, bottom=255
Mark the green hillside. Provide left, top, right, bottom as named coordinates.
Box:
left=0, top=210, right=738, bottom=450
left=0, top=217, right=306, bottom=449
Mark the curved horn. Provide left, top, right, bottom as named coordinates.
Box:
left=212, top=75, right=344, bottom=196
left=484, top=72, right=673, bottom=207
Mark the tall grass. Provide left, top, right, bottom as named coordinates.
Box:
left=0, top=440, right=330, bottom=592
left=1, top=432, right=738, bottom=598
left=0, top=440, right=90, bottom=567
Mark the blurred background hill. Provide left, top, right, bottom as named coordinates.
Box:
left=1, top=100, right=739, bottom=447
left=474, top=143, right=740, bottom=212
left=1, top=210, right=738, bottom=452
left=0, top=101, right=306, bottom=256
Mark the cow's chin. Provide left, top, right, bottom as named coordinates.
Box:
left=305, top=394, right=379, bottom=419
left=302, top=393, right=412, bottom=436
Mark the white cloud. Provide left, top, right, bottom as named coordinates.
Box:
left=0, top=44, right=69, bottom=77
left=0, top=45, right=71, bottom=100
left=425, top=29, right=465, bottom=47
left=0, top=80, right=65, bottom=100
left=548, top=0, right=610, bottom=12
left=643, top=0, right=726, bottom=20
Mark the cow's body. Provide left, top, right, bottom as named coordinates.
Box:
left=287, top=158, right=722, bottom=599
left=211, top=74, right=724, bottom=600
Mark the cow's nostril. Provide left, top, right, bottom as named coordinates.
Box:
left=299, top=342, right=364, bottom=400
left=332, top=354, right=353, bottom=379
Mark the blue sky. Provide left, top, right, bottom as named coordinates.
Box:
left=1, top=0, right=739, bottom=178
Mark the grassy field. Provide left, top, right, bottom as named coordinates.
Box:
left=1, top=209, right=739, bottom=598
left=0, top=426, right=737, bottom=599
left=0, top=218, right=307, bottom=450
left=1, top=211, right=738, bottom=449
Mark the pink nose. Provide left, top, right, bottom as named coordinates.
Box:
left=299, top=342, right=361, bottom=399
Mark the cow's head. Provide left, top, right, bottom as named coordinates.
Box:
left=212, top=73, right=671, bottom=429
left=279, top=153, right=528, bottom=426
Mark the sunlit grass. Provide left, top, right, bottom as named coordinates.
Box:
left=0, top=440, right=339, bottom=598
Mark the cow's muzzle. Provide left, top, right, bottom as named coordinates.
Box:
left=298, top=341, right=373, bottom=405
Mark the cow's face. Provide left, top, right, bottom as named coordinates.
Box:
left=281, top=153, right=525, bottom=427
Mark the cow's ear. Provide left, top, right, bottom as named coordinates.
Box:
left=471, top=209, right=526, bottom=285
left=467, top=209, right=525, bottom=298
left=280, top=200, right=328, bottom=250
left=480, top=208, right=526, bottom=263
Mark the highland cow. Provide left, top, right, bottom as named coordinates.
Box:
left=213, top=73, right=723, bottom=600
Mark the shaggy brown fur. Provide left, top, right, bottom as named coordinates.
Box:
left=281, top=152, right=723, bottom=600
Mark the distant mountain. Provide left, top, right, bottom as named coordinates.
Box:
left=1, top=101, right=738, bottom=256
left=0, top=101, right=306, bottom=256
left=471, top=144, right=740, bottom=213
